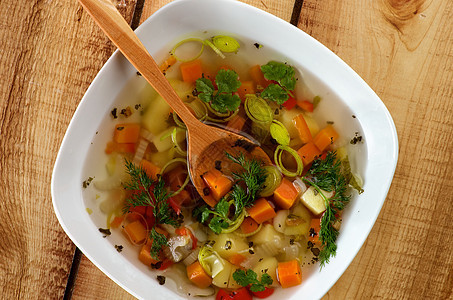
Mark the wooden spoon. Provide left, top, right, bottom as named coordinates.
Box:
left=78, top=0, right=270, bottom=205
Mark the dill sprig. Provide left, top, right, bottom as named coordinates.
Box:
left=302, top=151, right=350, bottom=267
left=193, top=153, right=267, bottom=234
left=226, top=152, right=267, bottom=209
left=123, top=160, right=181, bottom=259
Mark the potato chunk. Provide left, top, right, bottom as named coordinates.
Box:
left=300, top=186, right=334, bottom=216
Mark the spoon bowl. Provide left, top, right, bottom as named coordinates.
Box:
left=78, top=0, right=270, bottom=204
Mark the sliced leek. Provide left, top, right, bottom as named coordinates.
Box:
left=171, top=38, right=205, bottom=62
left=274, top=145, right=304, bottom=177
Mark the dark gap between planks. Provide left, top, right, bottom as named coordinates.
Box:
left=62, top=0, right=304, bottom=298
left=63, top=248, right=82, bottom=300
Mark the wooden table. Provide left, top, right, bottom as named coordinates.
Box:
left=1, top=0, right=452, bottom=299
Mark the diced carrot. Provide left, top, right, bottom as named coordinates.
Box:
left=110, top=216, right=124, bottom=229
left=240, top=216, right=260, bottom=234
left=140, top=159, right=161, bottom=179
left=297, top=142, right=322, bottom=166
left=237, top=81, right=256, bottom=101
left=282, top=96, right=297, bottom=110
left=137, top=227, right=168, bottom=266
left=159, top=55, right=177, bottom=74
left=293, top=114, right=313, bottom=144
left=202, top=169, right=233, bottom=202
left=201, top=184, right=218, bottom=207
left=250, top=65, right=269, bottom=89
left=219, top=65, right=233, bottom=71
left=277, top=260, right=302, bottom=288
left=308, top=217, right=322, bottom=244
left=203, top=70, right=216, bottom=86
left=180, top=59, right=203, bottom=83
left=139, top=239, right=161, bottom=266
left=247, top=198, right=277, bottom=224
left=168, top=189, right=191, bottom=215
left=123, top=220, right=147, bottom=244
left=105, top=141, right=136, bottom=154
left=313, top=125, right=339, bottom=152
left=273, top=178, right=298, bottom=210
left=186, top=261, right=213, bottom=288
left=297, top=100, right=314, bottom=112
left=229, top=253, right=247, bottom=266
left=113, top=123, right=141, bottom=144
left=105, top=141, right=116, bottom=154
left=226, top=114, right=246, bottom=133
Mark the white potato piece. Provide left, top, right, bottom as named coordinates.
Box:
left=141, top=95, right=172, bottom=135
left=301, top=186, right=334, bottom=216
left=252, top=257, right=278, bottom=287
left=249, top=224, right=282, bottom=245
left=210, top=233, right=249, bottom=260
left=283, top=204, right=312, bottom=236
left=152, top=126, right=186, bottom=153
left=279, top=107, right=303, bottom=138
left=212, top=260, right=233, bottom=288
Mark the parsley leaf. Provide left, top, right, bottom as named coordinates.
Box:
left=195, top=69, right=241, bottom=113
left=216, top=69, right=242, bottom=93
left=211, top=93, right=241, bottom=113
left=232, top=269, right=273, bottom=292
left=195, top=77, right=214, bottom=103
left=261, top=61, right=296, bottom=90
left=260, top=84, right=288, bottom=105
left=260, top=61, right=296, bottom=104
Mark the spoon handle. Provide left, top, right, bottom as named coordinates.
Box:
left=78, top=0, right=199, bottom=128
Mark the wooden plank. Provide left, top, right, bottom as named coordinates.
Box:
left=298, top=0, right=453, bottom=299
left=72, top=252, right=135, bottom=299
left=0, top=0, right=136, bottom=299
left=140, top=0, right=296, bottom=24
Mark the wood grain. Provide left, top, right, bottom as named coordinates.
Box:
left=139, top=0, right=296, bottom=24
left=299, top=0, right=453, bottom=299
left=0, top=0, right=136, bottom=299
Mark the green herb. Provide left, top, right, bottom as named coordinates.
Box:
left=150, top=227, right=168, bottom=259
left=260, top=84, right=288, bottom=105
left=301, top=151, right=350, bottom=267
left=226, top=152, right=267, bottom=212
left=341, top=156, right=364, bottom=194
left=82, top=176, right=94, bottom=188
left=232, top=269, right=273, bottom=292
left=123, top=160, right=181, bottom=258
left=260, top=61, right=296, bottom=105
left=193, top=153, right=267, bottom=234
left=98, top=228, right=111, bottom=236
left=196, top=69, right=241, bottom=113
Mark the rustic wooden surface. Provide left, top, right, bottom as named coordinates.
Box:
left=0, top=0, right=452, bottom=299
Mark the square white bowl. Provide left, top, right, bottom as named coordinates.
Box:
left=52, top=0, right=398, bottom=299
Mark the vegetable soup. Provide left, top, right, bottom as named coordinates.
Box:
left=82, top=33, right=364, bottom=299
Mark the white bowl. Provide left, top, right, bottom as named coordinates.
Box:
left=51, top=0, right=398, bottom=299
